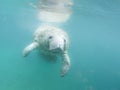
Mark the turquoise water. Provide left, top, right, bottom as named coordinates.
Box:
left=0, top=0, right=120, bottom=90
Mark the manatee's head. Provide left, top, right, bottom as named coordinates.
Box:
left=48, top=35, right=65, bottom=53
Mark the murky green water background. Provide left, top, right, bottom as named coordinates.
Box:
left=0, top=0, right=120, bottom=90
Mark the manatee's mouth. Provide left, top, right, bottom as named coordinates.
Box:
left=50, top=48, right=62, bottom=53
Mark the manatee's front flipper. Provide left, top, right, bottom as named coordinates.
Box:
left=23, top=42, right=39, bottom=57
left=61, top=51, right=70, bottom=77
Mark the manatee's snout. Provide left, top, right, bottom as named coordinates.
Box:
left=48, top=36, right=64, bottom=52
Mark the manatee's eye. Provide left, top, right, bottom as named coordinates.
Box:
left=48, top=36, right=53, bottom=39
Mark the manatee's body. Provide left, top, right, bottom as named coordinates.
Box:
left=23, top=25, right=70, bottom=77
left=34, top=25, right=69, bottom=55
